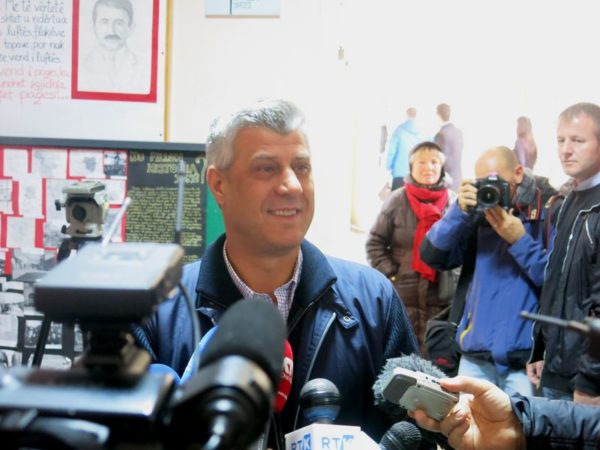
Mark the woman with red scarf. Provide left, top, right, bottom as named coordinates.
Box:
left=366, top=141, right=457, bottom=354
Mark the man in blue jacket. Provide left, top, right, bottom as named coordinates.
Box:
left=132, top=99, right=419, bottom=445
left=420, top=146, right=557, bottom=396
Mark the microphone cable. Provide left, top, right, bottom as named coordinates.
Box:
left=177, top=281, right=201, bottom=378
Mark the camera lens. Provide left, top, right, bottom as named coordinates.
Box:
left=477, top=185, right=500, bottom=209
left=72, top=204, right=88, bottom=222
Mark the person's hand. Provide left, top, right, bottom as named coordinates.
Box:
left=458, top=180, right=477, bottom=212
left=574, top=390, right=600, bottom=406
left=526, top=361, right=544, bottom=388
left=410, top=376, right=526, bottom=450
left=483, top=207, right=526, bottom=244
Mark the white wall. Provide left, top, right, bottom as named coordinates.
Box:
left=168, top=0, right=600, bottom=263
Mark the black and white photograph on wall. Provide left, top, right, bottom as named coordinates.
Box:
left=0, top=179, right=13, bottom=214
left=0, top=291, right=24, bottom=316
left=0, top=314, right=18, bottom=347
left=74, top=324, right=84, bottom=353
left=22, top=283, right=36, bottom=310
left=0, top=349, right=21, bottom=369
left=0, top=349, right=9, bottom=369
left=46, top=179, right=73, bottom=224
left=104, top=151, right=127, bottom=177
left=32, top=149, right=68, bottom=179
left=24, top=320, right=63, bottom=350
left=0, top=251, right=6, bottom=276
left=24, top=319, right=42, bottom=348
left=74, top=0, right=159, bottom=100
left=44, top=221, right=65, bottom=249
left=69, top=150, right=105, bottom=178
left=11, top=249, right=56, bottom=283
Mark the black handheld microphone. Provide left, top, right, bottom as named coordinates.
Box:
left=299, top=378, right=341, bottom=424
left=379, top=421, right=422, bottom=450
left=521, top=311, right=600, bottom=360
left=373, top=354, right=454, bottom=450
left=168, top=300, right=286, bottom=450
left=286, top=378, right=381, bottom=449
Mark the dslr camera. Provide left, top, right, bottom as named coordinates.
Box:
left=473, top=174, right=511, bottom=212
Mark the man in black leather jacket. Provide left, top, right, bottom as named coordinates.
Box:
left=528, top=102, right=600, bottom=404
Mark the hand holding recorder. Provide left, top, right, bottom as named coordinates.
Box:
left=410, top=376, right=526, bottom=450
left=381, top=367, right=459, bottom=421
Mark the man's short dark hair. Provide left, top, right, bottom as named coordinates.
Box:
left=93, top=0, right=134, bottom=26
left=437, top=103, right=451, bottom=122
left=559, top=102, right=600, bottom=142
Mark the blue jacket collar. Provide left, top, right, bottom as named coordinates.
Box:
left=195, top=234, right=337, bottom=311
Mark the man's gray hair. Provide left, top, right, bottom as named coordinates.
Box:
left=206, top=99, right=308, bottom=169
left=559, top=102, right=600, bottom=141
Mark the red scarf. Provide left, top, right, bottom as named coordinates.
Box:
left=404, top=183, right=449, bottom=282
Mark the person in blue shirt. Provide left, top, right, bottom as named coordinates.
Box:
left=420, top=146, right=557, bottom=396
left=386, top=107, right=424, bottom=190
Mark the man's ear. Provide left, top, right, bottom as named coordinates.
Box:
left=514, top=164, right=525, bottom=184
left=207, top=166, right=226, bottom=207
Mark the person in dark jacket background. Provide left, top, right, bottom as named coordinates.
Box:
left=366, top=141, right=457, bottom=354
left=132, top=99, right=419, bottom=445
left=513, top=116, right=538, bottom=170
left=529, top=102, right=600, bottom=405
left=411, top=375, right=600, bottom=450
left=435, top=103, right=464, bottom=191
left=420, top=146, right=557, bottom=396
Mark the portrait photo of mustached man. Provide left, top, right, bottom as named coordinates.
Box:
left=77, top=0, right=153, bottom=95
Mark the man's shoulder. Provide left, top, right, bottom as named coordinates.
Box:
left=327, top=255, right=383, bottom=274
left=380, top=187, right=408, bottom=210
left=326, top=256, right=394, bottom=294
left=439, top=122, right=463, bottom=138
left=530, top=174, right=557, bottom=196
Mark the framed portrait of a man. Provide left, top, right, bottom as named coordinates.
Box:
left=72, top=0, right=160, bottom=102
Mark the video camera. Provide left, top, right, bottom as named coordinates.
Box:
left=0, top=242, right=184, bottom=449
left=55, top=180, right=108, bottom=239
left=473, top=174, right=511, bottom=212
left=0, top=241, right=284, bottom=450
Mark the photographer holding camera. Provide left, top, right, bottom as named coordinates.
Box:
left=420, top=146, right=558, bottom=396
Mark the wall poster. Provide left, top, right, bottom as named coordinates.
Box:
left=0, top=0, right=167, bottom=141
left=0, top=143, right=206, bottom=370
left=72, top=0, right=160, bottom=102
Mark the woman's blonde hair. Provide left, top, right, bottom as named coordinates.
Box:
left=409, top=141, right=446, bottom=166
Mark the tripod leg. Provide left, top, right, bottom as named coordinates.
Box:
left=32, top=317, right=52, bottom=367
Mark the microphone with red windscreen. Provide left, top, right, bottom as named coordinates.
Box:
left=274, top=340, right=294, bottom=413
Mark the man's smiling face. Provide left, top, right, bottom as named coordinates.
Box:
left=209, top=127, right=315, bottom=257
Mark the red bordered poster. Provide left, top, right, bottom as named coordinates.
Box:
left=71, top=0, right=160, bottom=103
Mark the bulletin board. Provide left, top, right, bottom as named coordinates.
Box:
left=0, top=136, right=208, bottom=369
left=0, top=0, right=167, bottom=141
